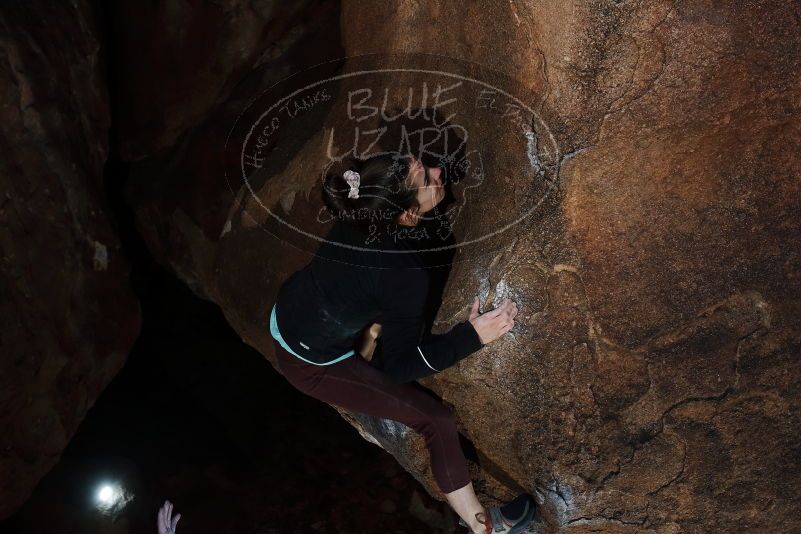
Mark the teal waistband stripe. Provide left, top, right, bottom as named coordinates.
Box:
left=270, top=303, right=354, bottom=365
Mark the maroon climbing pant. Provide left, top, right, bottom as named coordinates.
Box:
left=271, top=337, right=471, bottom=493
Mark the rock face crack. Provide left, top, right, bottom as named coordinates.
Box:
left=536, top=46, right=551, bottom=116
left=654, top=387, right=735, bottom=443
left=645, top=437, right=686, bottom=496
left=566, top=514, right=648, bottom=527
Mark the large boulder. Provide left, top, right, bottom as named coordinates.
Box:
left=108, top=0, right=334, bottom=161
left=123, top=0, right=801, bottom=531
left=0, top=2, right=140, bottom=519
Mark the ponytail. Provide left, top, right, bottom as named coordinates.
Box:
left=321, top=153, right=419, bottom=230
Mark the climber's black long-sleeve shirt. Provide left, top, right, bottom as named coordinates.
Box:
left=273, top=218, right=483, bottom=383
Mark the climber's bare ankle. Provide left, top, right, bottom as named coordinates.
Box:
left=468, top=509, right=487, bottom=533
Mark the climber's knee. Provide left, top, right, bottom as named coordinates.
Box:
left=427, top=403, right=459, bottom=434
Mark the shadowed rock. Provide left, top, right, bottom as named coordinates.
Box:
left=0, top=2, right=140, bottom=519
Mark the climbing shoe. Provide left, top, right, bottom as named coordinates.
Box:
left=459, top=493, right=536, bottom=533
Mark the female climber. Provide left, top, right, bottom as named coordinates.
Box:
left=269, top=151, right=536, bottom=533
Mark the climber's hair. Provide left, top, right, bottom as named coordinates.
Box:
left=322, top=152, right=420, bottom=229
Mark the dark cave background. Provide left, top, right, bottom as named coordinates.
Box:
left=0, top=155, right=452, bottom=534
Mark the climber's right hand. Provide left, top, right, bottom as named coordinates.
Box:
left=157, top=500, right=181, bottom=534
left=468, top=297, right=518, bottom=345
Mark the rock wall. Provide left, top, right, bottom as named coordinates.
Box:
left=0, top=2, right=140, bottom=519
left=109, top=0, right=328, bottom=162
left=118, top=0, right=801, bottom=531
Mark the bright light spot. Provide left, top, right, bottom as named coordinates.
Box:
left=98, top=485, right=115, bottom=504
left=93, top=480, right=132, bottom=516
